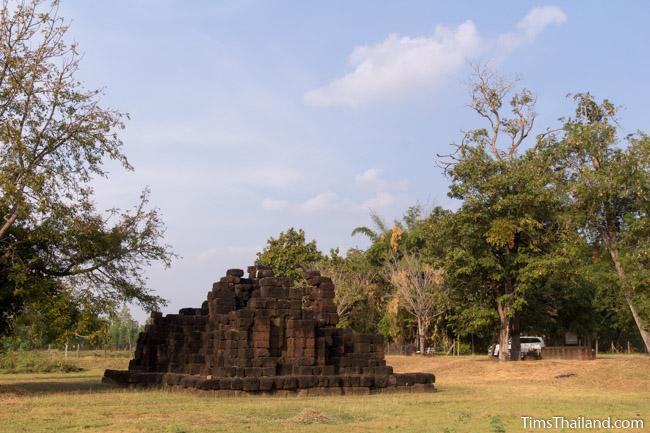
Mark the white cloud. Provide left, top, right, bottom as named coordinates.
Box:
left=355, top=168, right=381, bottom=184
left=263, top=169, right=408, bottom=214
left=195, top=246, right=260, bottom=263
left=261, top=198, right=289, bottom=210
left=259, top=191, right=345, bottom=213
left=304, top=5, right=566, bottom=107
left=304, top=21, right=481, bottom=107
left=299, top=191, right=341, bottom=213
left=361, top=191, right=396, bottom=210
left=498, top=5, right=567, bottom=51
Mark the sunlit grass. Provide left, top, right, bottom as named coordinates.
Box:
left=0, top=354, right=648, bottom=432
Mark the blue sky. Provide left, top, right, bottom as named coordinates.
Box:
left=57, top=1, right=650, bottom=321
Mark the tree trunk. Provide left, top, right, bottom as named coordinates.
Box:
left=607, top=242, right=650, bottom=353
left=497, top=303, right=510, bottom=362
left=510, top=316, right=521, bottom=361
left=623, top=291, right=650, bottom=353
left=417, top=317, right=427, bottom=353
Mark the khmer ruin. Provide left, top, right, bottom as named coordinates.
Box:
left=103, top=266, right=435, bottom=395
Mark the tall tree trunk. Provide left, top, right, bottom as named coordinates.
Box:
left=497, top=303, right=510, bottom=362
left=510, top=316, right=521, bottom=361
left=607, top=242, right=650, bottom=353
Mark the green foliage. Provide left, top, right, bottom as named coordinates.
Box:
left=316, top=248, right=385, bottom=332
left=447, top=304, right=498, bottom=338
left=442, top=69, right=568, bottom=359
left=1, top=286, right=112, bottom=349
left=256, top=228, right=323, bottom=282
left=377, top=297, right=416, bottom=344
left=106, top=305, right=141, bottom=351
left=0, top=1, right=174, bottom=336
left=541, top=93, right=650, bottom=350
left=489, top=415, right=506, bottom=433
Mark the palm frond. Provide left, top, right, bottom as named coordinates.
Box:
left=351, top=226, right=377, bottom=241
left=369, top=210, right=388, bottom=234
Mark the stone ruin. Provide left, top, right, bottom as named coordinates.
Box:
left=103, top=266, right=435, bottom=395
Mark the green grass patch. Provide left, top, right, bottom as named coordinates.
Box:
left=0, top=350, right=83, bottom=374
left=0, top=354, right=648, bottom=432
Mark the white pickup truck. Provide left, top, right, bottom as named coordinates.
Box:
left=490, top=336, right=545, bottom=359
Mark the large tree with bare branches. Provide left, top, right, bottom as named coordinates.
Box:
left=386, top=253, right=447, bottom=353
left=0, top=1, right=173, bottom=335
left=440, top=66, right=567, bottom=361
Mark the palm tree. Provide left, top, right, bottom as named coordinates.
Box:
left=351, top=211, right=390, bottom=242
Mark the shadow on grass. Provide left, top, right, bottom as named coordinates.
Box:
left=0, top=377, right=117, bottom=395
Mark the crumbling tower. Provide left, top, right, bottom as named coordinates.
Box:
left=104, top=266, right=435, bottom=395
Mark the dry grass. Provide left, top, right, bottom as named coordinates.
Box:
left=0, top=350, right=131, bottom=374
left=391, top=353, right=650, bottom=392
left=0, top=354, right=648, bottom=432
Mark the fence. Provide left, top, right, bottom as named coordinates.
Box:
left=385, top=342, right=417, bottom=355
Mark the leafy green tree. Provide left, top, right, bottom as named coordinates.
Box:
left=0, top=1, right=174, bottom=336
left=106, top=305, right=141, bottom=351
left=256, top=228, right=322, bottom=282
left=441, top=67, right=567, bottom=361
left=543, top=94, right=650, bottom=352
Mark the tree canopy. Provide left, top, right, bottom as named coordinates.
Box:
left=0, top=0, right=173, bottom=337
left=256, top=228, right=322, bottom=282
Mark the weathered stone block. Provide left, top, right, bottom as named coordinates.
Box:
left=227, top=269, right=244, bottom=277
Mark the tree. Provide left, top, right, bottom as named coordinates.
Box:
left=386, top=253, right=447, bottom=353
left=440, top=66, right=566, bottom=361
left=350, top=206, right=452, bottom=343
left=256, top=228, right=322, bottom=282
left=0, top=1, right=173, bottom=336
left=314, top=248, right=377, bottom=329
left=106, top=305, right=141, bottom=351
left=544, top=94, right=650, bottom=352
left=1, top=283, right=111, bottom=349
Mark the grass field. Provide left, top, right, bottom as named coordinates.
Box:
left=0, top=353, right=648, bottom=432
